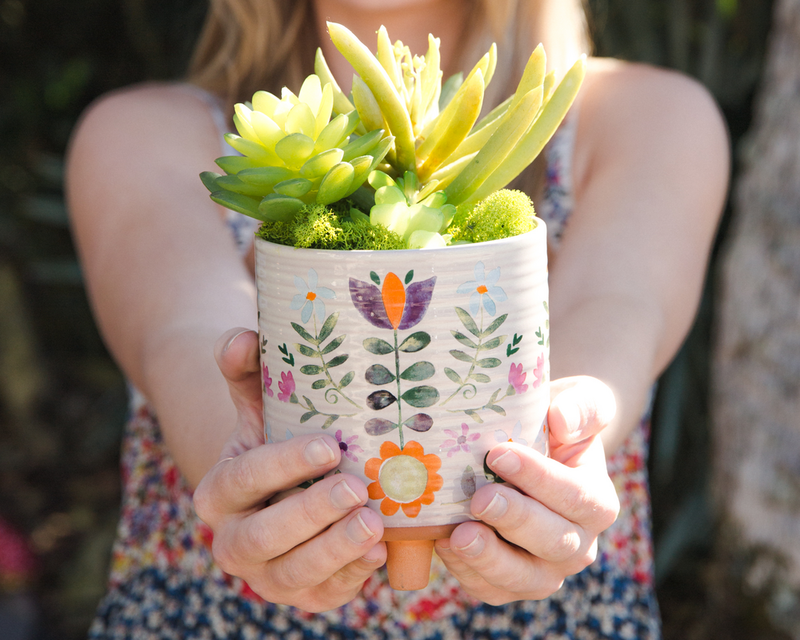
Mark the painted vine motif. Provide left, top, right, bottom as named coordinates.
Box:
left=277, top=268, right=359, bottom=429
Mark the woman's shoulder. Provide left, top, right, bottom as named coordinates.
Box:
left=68, top=82, right=224, bottom=165
left=573, top=57, right=729, bottom=191
left=66, top=82, right=229, bottom=212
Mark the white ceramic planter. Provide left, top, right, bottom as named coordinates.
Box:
left=255, top=219, right=550, bottom=588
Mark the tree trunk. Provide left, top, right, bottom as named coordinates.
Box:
left=712, top=0, right=800, bottom=636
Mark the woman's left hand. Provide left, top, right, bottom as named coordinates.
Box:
left=435, top=375, right=620, bottom=605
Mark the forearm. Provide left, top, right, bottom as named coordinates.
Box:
left=549, top=293, right=664, bottom=454
left=139, top=321, right=256, bottom=489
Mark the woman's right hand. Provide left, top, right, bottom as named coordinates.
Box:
left=193, top=328, right=387, bottom=612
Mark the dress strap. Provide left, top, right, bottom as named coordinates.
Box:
left=536, top=99, right=580, bottom=247
left=179, top=84, right=260, bottom=257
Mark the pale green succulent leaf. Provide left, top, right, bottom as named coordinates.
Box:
left=509, top=44, right=546, bottom=112
left=313, top=113, right=350, bottom=154
left=406, top=203, right=443, bottom=236
left=345, top=155, right=376, bottom=197
left=370, top=201, right=409, bottom=236
left=439, top=72, right=463, bottom=111
left=199, top=171, right=221, bottom=193
left=285, top=102, right=317, bottom=138
left=210, top=191, right=264, bottom=220
left=258, top=193, right=305, bottom=222
left=428, top=151, right=478, bottom=190
left=374, top=185, right=406, bottom=206
left=408, top=230, right=447, bottom=249
left=237, top=166, right=294, bottom=187
left=327, top=22, right=416, bottom=173
left=316, top=162, right=355, bottom=204
left=417, top=69, right=484, bottom=181
left=274, top=177, right=313, bottom=198
left=376, top=25, right=403, bottom=94
left=249, top=110, right=284, bottom=148
left=275, top=133, right=315, bottom=169
left=368, top=170, right=397, bottom=191
left=298, top=74, right=323, bottom=116
left=301, top=148, right=345, bottom=179
left=444, top=88, right=541, bottom=205
left=420, top=190, right=447, bottom=209
left=232, top=107, right=260, bottom=144
left=215, top=155, right=260, bottom=174
left=224, top=133, right=280, bottom=165
left=252, top=90, right=280, bottom=118
left=215, top=174, right=271, bottom=197
left=352, top=75, right=387, bottom=134
left=340, top=128, right=383, bottom=161
left=462, top=56, right=586, bottom=206
left=314, top=84, right=335, bottom=138
left=314, top=48, right=356, bottom=115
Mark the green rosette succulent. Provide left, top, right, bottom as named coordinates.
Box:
left=200, top=74, right=393, bottom=223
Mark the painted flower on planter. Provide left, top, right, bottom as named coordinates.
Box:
left=494, top=420, right=528, bottom=446
left=440, top=423, right=480, bottom=457
left=262, top=363, right=274, bottom=398
left=532, top=352, right=546, bottom=388
left=349, top=271, right=436, bottom=330
left=335, top=429, right=364, bottom=462
left=278, top=370, right=296, bottom=402
left=508, top=362, right=528, bottom=394
left=291, top=268, right=335, bottom=324
left=365, top=440, right=443, bottom=517
left=457, top=261, right=507, bottom=316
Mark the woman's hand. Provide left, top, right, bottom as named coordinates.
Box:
left=193, top=328, right=387, bottom=612
left=434, top=376, right=620, bottom=605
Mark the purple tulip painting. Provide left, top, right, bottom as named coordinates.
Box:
left=350, top=271, right=438, bottom=448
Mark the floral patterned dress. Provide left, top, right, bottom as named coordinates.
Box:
left=88, top=87, right=661, bottom=640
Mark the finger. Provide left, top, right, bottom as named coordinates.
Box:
left=436, top=522, right=566, bottom=604
left=548, top=376, right=616, bottom=445
left=215, top=328, right=263, bottom=415
left=193, top=434, right=340, bottom=521
left=217, top=474, right=370, bottom=564
left=484, top=442, right=619, bottom=532
left=265, top=507, right=384, bottom=592
left=469, top=483, right=593, bottom=568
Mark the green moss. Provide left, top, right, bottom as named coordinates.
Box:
left=448, top=189, right=536, bottom=243
left=256, top=189, right=535, bottom=250
left=256, top=203, right=408, bottom=250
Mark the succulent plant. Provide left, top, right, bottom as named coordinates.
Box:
left=200, top=74, right=393, bottom=222
left=202, top=22, right=586, bottom=249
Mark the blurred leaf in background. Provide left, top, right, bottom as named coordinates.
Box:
left=588, top=2, right=790, bottom=639
left=0, top=0, right=205, bottom=636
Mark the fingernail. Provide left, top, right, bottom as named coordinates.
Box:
left=223, top=329, right=250, bottom=353
left=304, top=437, right=336, bottom=467
left=361, top=546, right=384, bottom=563
left=346, top=513, right=375, bottom=544
left=490, top=450, right=521, bottom=475
left=560, top=399, right=582, bottom=434
left=330, top=480, right=362, bottom=510
left=454, top=533, right=484, bottom=557
left=477, top=493, right=508, bottom=521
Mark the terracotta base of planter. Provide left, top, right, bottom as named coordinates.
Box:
left=382, top=524, right=459, bottom=590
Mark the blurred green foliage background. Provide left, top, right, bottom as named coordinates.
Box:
left=0, top=0, right=784, bottom=637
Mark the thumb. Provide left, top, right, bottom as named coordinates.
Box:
left=214, top=328, right=263, bottom=417
left=548, top=375, right=616, bottom=445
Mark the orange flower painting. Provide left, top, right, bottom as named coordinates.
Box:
left=365, top=441, right=443, bottom=517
